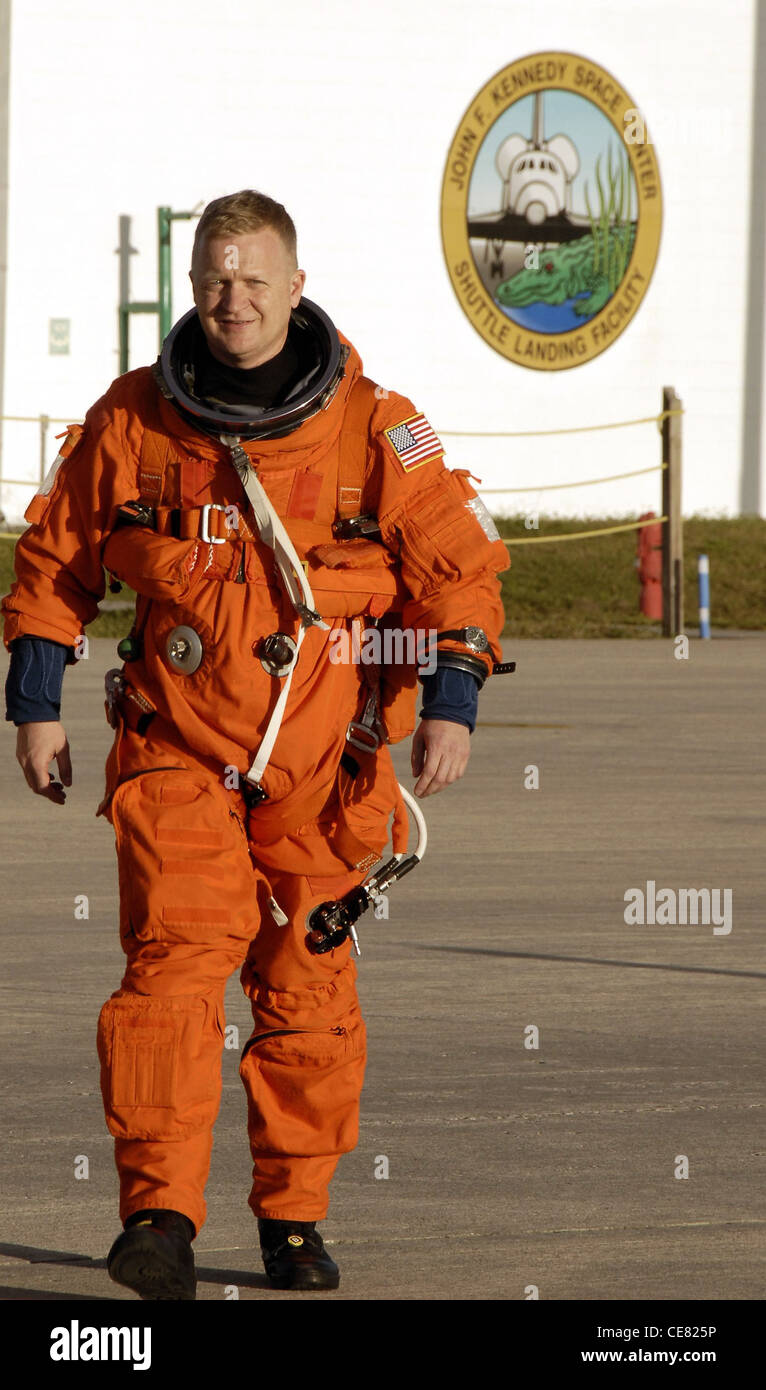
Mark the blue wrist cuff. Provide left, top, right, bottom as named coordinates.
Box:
left=420, top=665, right=480, bottom=733
left=5, top=637, right=69, bottom=724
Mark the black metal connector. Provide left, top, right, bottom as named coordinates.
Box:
left=306, top=886, right=371, bottom=954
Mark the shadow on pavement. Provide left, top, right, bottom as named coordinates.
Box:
left=407, top=945, right=766, bottom=980
left=0, top=1242, right=270, bottom=1294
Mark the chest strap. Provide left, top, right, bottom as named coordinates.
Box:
left=152, top=504, right=258, bottom=543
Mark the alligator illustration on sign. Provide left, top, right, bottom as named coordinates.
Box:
left=496, top=219, right=637, bottom=318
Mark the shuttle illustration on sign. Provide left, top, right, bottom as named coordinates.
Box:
left=495, top=93, right=579, bottom=225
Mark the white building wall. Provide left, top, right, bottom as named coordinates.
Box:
left=0, top=0, right=760, bottom=522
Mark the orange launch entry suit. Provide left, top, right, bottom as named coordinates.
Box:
left=3, top=320, right=508, bottom=1235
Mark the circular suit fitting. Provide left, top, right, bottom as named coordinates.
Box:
left=166, top=625, right=204, bottom=674
left=259, top=632, right=298, bottom=678
left=157, top=300, right=345, bottom=442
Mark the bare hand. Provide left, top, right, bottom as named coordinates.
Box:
left=16, top=721, right=72, bottom=804
left=411, top=718, right=470, bottom=798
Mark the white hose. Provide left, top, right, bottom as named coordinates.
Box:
left=397, top=783, right=428, bottom=861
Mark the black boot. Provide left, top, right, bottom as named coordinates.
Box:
left=107, top=1208, right=197, bottom=1301
left=258, top=1218, right=340, bottom=1291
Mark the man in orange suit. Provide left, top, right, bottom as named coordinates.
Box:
left=3, top=190, right=508, bottom=1299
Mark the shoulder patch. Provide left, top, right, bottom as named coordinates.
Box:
left=383, top=413, right=443, bottom=472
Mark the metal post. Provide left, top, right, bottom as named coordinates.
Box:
left=118, top=306, right=129, bottom=376
left=698, top=555, right=711, bottom=638
left=116, top=215, right=138, bottom=375
left=158, top=205, right=172, bottom=344
left=661, top=386, right=684, bottom=637
left=39, top=414, right=50, bottom=484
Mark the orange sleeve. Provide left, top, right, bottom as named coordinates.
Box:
left=1, top=373, right=147, bottom=649
left=365, top=389, right=509, bottom=676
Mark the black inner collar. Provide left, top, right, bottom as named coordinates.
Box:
left=159, top=300, right=345, bottom=441
left=186, top=315, right=321, bottom=410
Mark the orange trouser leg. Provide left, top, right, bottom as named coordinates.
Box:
left=113, top=1132, right=214, bottom=1232
left=97, top=765, right=261, bottom=1236
left=239, top=865, right=368, bottom=1221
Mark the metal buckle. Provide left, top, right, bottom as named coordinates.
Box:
left=104, top=669, right=126, bottom=727
left=332, top=514, right=382, bottom=540
left=346, top=721, right=380, bottom=754
left=200, top=503, right=228, bottom=544
left=242, top=779, right=269, bottom=806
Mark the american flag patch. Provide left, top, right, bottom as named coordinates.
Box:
left=383, top=414, right=443, bottom=471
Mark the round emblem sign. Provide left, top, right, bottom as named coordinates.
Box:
left=440, top=52, right=662, bottom=369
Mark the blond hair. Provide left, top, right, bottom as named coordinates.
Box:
left=192, top=190, right=297, bottom=267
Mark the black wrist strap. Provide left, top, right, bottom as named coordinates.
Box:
left=432, top=651, right=489, bottom=687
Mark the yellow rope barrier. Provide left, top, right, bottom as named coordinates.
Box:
left=439, top=408, right=684, bottom=439
left=500, top=516, right=667, bottom=545
left=483, top=463, right=666, bottom=493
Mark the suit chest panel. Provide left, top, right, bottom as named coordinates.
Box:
left=154, top=440, right=342, bottom=536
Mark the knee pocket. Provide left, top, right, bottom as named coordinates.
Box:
left=97, top=992, right=223, bottom=1141
left=110, top=769, right=258, bottom=949
left=239, top=1013, right=366, bottom=1156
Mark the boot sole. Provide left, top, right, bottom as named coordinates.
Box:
left=265, top=1265, right=340, bottom=1291
left=108, top=1229, right=196, bottom=1301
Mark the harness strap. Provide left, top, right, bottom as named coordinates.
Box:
left=336, top=376, right=378, bottom=521
left=138, top=423, right=169, bottom=506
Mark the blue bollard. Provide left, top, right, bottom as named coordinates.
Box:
left=698, top=554, right=711, bottom=639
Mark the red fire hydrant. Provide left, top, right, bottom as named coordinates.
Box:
left=636, top=512, right=663, bottom=619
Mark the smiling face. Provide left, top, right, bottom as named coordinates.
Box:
left=190, top=227, right=306, bottom=369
